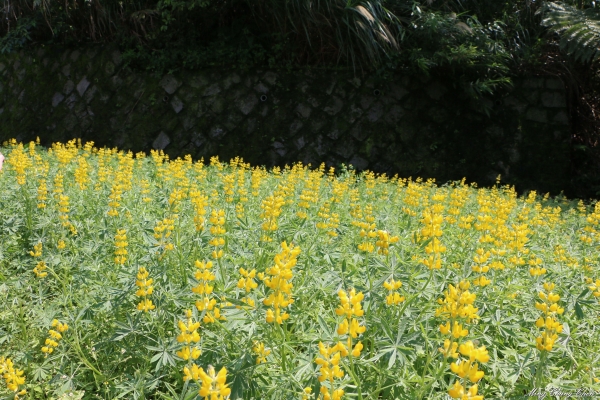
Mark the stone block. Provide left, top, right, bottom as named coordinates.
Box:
left=65, top=93, right=77, bottom=110
left=313, top=135, right=331, bottom=157
left=211, top=97, right=225, bottom=114
left=359, top=95, right=375, bottom=110
left=223, top=73, right=241, bottom=89
left=109, top=75, right=123, bottom=90
left=546, top=78, right=564, bottom=90
left=262, top=71, right=277, bottom=85
left=182, top=115, right=196, bottom=131
left=524, top=90, right=539, bottom=104
left=203, top=83, right=221, bottom=97
left=294, top=136, right=306, bottom=150
left=80, top=116, right=92, bottom=130
left=328, top=129, right=340, bottom=140
left=209, top=126, right=227, bottom=139
left=384, top=105, right=405, bottom=124
left=290, top=120, right=304, bottom=136
left=77, top=77, right=91, bottom=97
left=324, top=96, right=343, bottom=116
left=272, top=141, right=286, bottom=157
left=300, top=96, right=317, bottom=108
left=237, top=94, right=258, bottom=115
left=553, top=110, right=569, bottom=125
left=191, top=131, right=206, bottom=147
left=254, top=82, right=269, bottom=94
left=541, top=91, right=566, bottom=108
left=525, top=108, right=547, bottom=123
left=333, top=137, right=355, bottom=158
left=244, top=76, right=258, bottom=88
left=325, top=81, right=336, bottom=95
left=351, top=123, right=370, bottom=142
left=523, top=77, right=544, bottom=88
left=390, top=83, right=409, bottom=101
left=63, top=113, right=78, bottom=131
left=153, top=132, right=171, bottom=150
left=346, top=104, right=364, bottom=124
left=367, top=102, right=384, bottom=122
left=63, top=79, right=75, bottom=96
left=160, top=75, right=181, bottom=95
left=52, top=93, right=65, bottom=107
left=190, top=76, right=210, bottom=89
left=503, top=96, right=527, bottom=113
left=295, top=103, right=312, bottom=119
left=178, top=87, right=196, bottom=103
left=348, top=155, right=369, bottom=170
left=170, top=96, right=184, bottom=114
left=224, top=112, right=243, bottom=131
left=245, top=118, right=257, bottom=134
left=61, top=64, right=71, bottom=78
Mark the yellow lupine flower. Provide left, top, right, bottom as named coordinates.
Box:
left=263, top=242, right=301, bottom=324
left=237, top=268, right=258, bottom=293
left=135, top=267, right=155, bottom=312
left=535, top=282, right=563, bottom=352
left=41, top=320, right=68, bottom=356
left=197, top=366, right=231, bottom=399
left=176, top=310, right=201, bottom=361
left=252, top=341, right=271, bottom=364
left=448, top=381, right=483, bottom=400
left=0, top=357, right=27, bottom=398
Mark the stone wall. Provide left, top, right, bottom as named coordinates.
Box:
left=0, top=46, right=571, bottom=193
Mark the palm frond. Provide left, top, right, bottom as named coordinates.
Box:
left=540, top=1, right=600, bottom=63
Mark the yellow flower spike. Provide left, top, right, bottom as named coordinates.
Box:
left=41, top=320, right=67, bottom=356
left=198, top=365, right=231, bottom=400
left=33, top=261, right=48, bottom=278
left=135, top=266, right=155, bottom=312
left=0, top=357, right=27, bottom=398
left=252, top=341, right=271, bottom=364
left=263, top=242, right=300, bottom=324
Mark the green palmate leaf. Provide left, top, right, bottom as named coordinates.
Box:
left=541, top=1, right=600, bottom=63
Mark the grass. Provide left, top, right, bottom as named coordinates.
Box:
left=0, top=138, right=599, bottom=400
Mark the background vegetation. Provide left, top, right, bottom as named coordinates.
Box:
left=1, top=0, right=600, bottom=197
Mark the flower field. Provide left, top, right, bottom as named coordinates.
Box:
left=0, top=138, right=599, bottom=400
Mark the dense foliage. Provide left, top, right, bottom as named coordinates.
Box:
left=0, top=0, right=595, bottom=75
left=0, top=139, right=599, bottom=399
